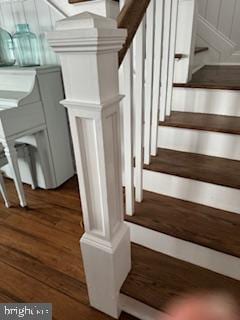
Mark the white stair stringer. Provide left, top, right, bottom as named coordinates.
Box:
left=127, top=221, right=240, bottom=281
left=141, top=169, right=240, bottom=214
left=172, top=87, right=240, bottom=117
left=157, top=126, right=240, bottom=160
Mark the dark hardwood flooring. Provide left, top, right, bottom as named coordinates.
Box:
left=0, top=177, right=136, bottom=320
left=125, top=191, right=240, bottom=257
left=174, top=65, right=240, bottom=90
left=144, top=148, right=240, bottom=189
left=161, top=111, right=240, bottom=134
left=121, top=244, right=240, bottom=312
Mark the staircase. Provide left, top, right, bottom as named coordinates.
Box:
left=47, top=0, right=240, bottom=319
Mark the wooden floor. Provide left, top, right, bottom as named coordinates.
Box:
left=0, top=177, right=136, bottom=320
left=174, top=65, right=240, bottom=90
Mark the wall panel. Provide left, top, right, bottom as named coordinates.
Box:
left=198, top=0, right=240, bottom=48
left=0, top=0, right=63, bottom=65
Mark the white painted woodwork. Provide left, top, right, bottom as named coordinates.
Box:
left=174, top=0, right=197, bottom=83
left=142, top=169, right=240, bottom=214
left=122, top=49, right=135, bottom=215
left=144, top=0, right=155, bottom=165
left=0, top=0, right=119, bottom=67
left=172, top=87, right=240, bottom=117
left=159, top=0, right=171, bottom=121
left=3, top=141, right=27, bottom=207
left=45, top=0, right=119, bottom=19
left=166, top=0, right=178, bottom=116
left=48, top=12, right=131, bottom=318
left=157, top=126, right=240, bottom=161
left=127, top=222, right=240, bottom=281
left=197, top=0, right=240, bottom=48
left=0, top=66, right=74, bottom=189
left=0, top=171, right=10, bottom=208
left=196, top=15, right=237, bottom=65
left=134, top=22, right=145, bottom=203
left=150, top=0, right=163, bottom=156
left=0, top=0, right=62, bottom=65
left=120, top=294, right=164, bottom=320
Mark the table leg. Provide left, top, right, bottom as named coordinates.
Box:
left=3, top=141, right=27, bottom=207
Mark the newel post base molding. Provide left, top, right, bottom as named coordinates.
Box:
left=48, top=12, right=130, bottom=318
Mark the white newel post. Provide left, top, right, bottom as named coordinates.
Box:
left=48, top=13, right=131, bottom=319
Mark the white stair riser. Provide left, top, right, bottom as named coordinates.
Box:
left=173, top=87, right=240, bottom=116
left=157, top=126, right=240, bottom=160
left=120, top=294, right=162, bottom=320
left=142, top=169, right=240, bottom=214
left=127, top=222, right=240, bottom=281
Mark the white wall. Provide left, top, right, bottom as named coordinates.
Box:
left=196, top=0, right=240, bottom=63
left=0, top=0, right=63, bottom=65
left=198, top=0, right=240, bottom=47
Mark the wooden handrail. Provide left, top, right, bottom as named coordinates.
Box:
left=117, top=0, right=151, bottom=66
left=68, top=0, right=151, bottom=66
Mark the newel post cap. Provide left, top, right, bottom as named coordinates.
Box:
left=55, top=12, right=117, bottom=30
left=47, top=12, right=127, bottom=52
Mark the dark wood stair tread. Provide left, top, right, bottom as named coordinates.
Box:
left=175, top=53, right=184, bottom=59
left=174, top=65, right=240, bottom=90
left=175, top=47, right=208, bottom=60
left=160, top=111, right=240, bottom=135
left=125, top=191, right=240, bottom=257
left=144, top=148, right=240, bottom=189
left=120, top=313, right=138, bottom=320
left=121, top=244, right=240, bottom=311
left=194, top=46, right=209, bottom=54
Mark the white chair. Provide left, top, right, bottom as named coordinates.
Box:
left=0, top=143, right=36, bottom=208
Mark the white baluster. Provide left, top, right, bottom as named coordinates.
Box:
left=48, top=13, right=131, bottom=318
left=144, top=0, right=155, bottom=165
left=122, top=47, right=135, bottom=215
left=166, top=0, right=179, bottom=116
left=134, top=21, right=145, bottom=202
left=119, top=0, right=134, bottom=215
left=174, top=0, right=197, bottom=83
left=151, top=0, right=164, bottom=156
left=159, top=0, right=172, bottom=122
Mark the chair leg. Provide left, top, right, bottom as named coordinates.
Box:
left=23, top=144, right=37, bottom=190
left=3, top=141, right=27, bottom=208
left=0, top=171, right=11, bottom=208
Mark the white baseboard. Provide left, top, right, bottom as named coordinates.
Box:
left=142, top=169, right=240, bottom=214
left=127, top=222, right=240, bottom=281
left=172, top=87, right=240, bottom=117
left=120, top=294, right=164, bottom=320
left=157, top=126, right=240, bottom=160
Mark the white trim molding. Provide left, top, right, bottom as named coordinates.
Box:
left=44, top=0, right=119, bottom=18
left=48, top=12, right=131, bottom=319
left=196, top=15, right=240, bottom=63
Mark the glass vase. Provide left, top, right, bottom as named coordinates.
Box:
left=0, top=27, right=15, bottom=67
left=13, top=24, right=40, bottom=67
